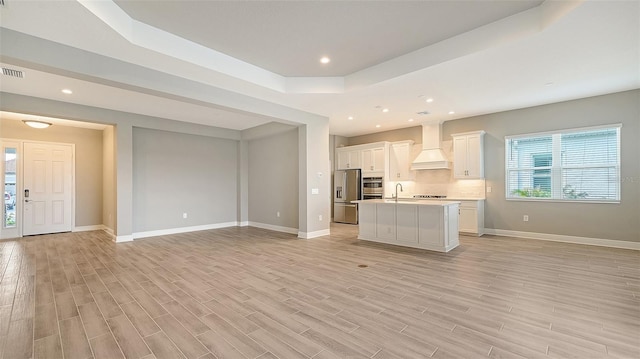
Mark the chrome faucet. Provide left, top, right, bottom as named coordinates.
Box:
left=395, top=183, right=403, bottom=202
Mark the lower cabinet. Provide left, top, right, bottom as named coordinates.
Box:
left=358, top=202, right=459, bottom=252
left=458, top=200, right=485, bottom=236
left=396, top=205, right=418, bottom=243
left=375, top=204, right=396, bottom=241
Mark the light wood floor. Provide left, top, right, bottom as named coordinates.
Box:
left=1, top=224, right=638, bottom=359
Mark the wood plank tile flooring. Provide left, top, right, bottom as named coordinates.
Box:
left=1, top=224, right=638, bottom=358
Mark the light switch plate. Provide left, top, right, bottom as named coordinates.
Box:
left=311, top=188, right=319, bottom=195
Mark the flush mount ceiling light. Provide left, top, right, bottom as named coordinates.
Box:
left=320, top=56, right=331, bottom=64
left=61, top=89, right=73, bottom=94
left=23, top=120, right=52, bottom=129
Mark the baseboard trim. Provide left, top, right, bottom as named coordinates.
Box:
left=484, top=228, right=640, bottom=250
left=238, top=221, right=249, bottom=227
left=115, top=235, right=134, bottom=243
left=73, top=224, right=106, bottom=232
left=132, top=222, right=238, bottom=240
left=247, top=222, right=298, bottom=235
left=298, top=229, right=331, bottom=239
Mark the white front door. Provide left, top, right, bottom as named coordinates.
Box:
left=23, top=142, right=73, bottom=235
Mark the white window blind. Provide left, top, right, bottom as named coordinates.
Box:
left=505, top=125, right=620, bottom=202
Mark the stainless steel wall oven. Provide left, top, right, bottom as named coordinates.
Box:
left=362, top=176, right=384, bottom=200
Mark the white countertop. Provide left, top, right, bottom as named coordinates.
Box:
left=383, top=197, right=485, bottom=201
left=354, top=199, right=461, bottom=206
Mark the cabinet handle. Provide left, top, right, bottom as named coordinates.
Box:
left=370, top=166, right=374, bottom=170
left=397, top=173, right=400, bottom=178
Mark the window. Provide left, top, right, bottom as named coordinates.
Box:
left=506, top=125, right=620, bottom=202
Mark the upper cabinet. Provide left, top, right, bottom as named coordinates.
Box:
left=336, top=148, right=361, bottom=170
left=452, top=131, right=485, bottom=179
left=361, top=146, right=386, bottom=175
left=336, top=142, right=389, bottom=171
left=388, top=140, right=414, bottom=181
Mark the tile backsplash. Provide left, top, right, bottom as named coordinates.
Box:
left=387, top=139, right=486, bottom=199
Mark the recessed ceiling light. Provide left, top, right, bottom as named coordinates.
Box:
left=61, top=89, right=73, bottom=94
left=375, top=124, right=381, bottom=128
left=320, top=57, right=331, bottom=64
left=408, top=118, right=414, bottom=122
left=448, top=111, right=455, bottom=115
left=382, top=108, right=389, bottom=113
left=23, top=120, right=52, bottom=129
left=426, top=98, right=434, bottom=103
left=347, top=116, right=354, bottom=120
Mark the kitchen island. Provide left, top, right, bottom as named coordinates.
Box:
left=354, top=199, right=460, bottom=252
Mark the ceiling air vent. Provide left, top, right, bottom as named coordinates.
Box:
left=416, top=111, right=430, bottom=116
left=2, top=67, right=24, bottom=78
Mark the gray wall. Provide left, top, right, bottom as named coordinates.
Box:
left=132, top=127, right=238, bottom=232
left=248, top=128, right=299, bottom=229
left=102, top=125, right=116, bottom=232
left=444, top=90, right=639, bottom=242
left=0, top=118, right=104, bottom=227
left=338, top=90, right=640, bottom=242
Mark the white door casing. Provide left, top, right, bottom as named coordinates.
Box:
left=23, top=142, right=74, bottom=235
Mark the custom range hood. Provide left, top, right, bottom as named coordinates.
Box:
left=410, top=122, right=451, bottom=170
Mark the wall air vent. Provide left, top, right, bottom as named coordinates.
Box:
left=2, top=67, right=24, bottom=78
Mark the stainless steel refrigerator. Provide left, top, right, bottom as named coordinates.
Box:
left=334, top=169, right=362, bottom=224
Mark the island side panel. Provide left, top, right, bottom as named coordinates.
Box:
left=445, top=204, right=460, bottom=250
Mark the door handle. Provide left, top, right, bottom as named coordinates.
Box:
left=25, top=199, right=31, bottom=203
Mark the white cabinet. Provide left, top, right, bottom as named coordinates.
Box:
left=458, top=200, right=485, bottom=236
left=357, top=201, right=460, bottom=252
left=361, top=147, right=385, bottom=174
left=375, top=204, right=396, bottom=241
left=336, top=148, right=361, bottom=170
left=388, top=141, right=414, bottom=181
left=358, top=203, right=377, bottom=239
left=372, top=203, right=418, bottom=243
left=452, top=131, right=485, bottom=179
left=396, top=205, right=418, bottom=243
left=418, top=205, right=444, bottom=247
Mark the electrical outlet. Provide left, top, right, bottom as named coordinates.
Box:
left=183, top=213, right=188, bottom=219
left=523, top=215, right=529, bottom=222
left=277, top=211, right=280, bottom=217
left=486, top=186, right=492, bottom=193
left=318, top=214, right=323, bottom=221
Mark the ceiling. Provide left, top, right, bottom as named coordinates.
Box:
left=113, top=0, right=543, bottom=77
left=0, top=0, right=638, bottom=137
